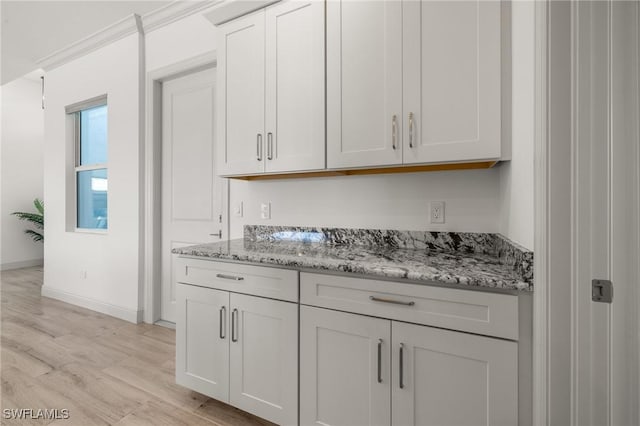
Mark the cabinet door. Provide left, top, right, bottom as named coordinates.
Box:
left=403, top=0, right=502, bottom=164
left=300, top=306, right=391, bottom=426
left=265, top=0, right=325, bottom=173
left=175, top=284, right=229, bottom=402
left=392, top=321, right=518, bottom=426
left=229, top=293, right=298, bottom=425
left=327, top=0, right=403, bottom=168
left=217, top=10, right=265, bottom=175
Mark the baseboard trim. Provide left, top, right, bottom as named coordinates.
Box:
left=41, top=286, right=143, bottom=323
left=1, top=258, right=44, bottom=271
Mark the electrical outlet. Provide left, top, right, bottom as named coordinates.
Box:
left=260, top=202, right=271, bottom=220
left=430, top=201, right=445, bottom=224
left=233, top=202, right=243, bottom=218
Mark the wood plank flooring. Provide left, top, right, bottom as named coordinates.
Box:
left=1, top=267, right=275, bottom=426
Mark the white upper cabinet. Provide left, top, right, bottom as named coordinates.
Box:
left=218, top=11, right=265, bottom=176
left=265, top=0, right=325, bottom=173
left=218, top=0, right=325, bottom=176
left=327, top=0, right=503, bottom=169
left=327, top=0, right=403, bottom=168
left=402, top=0, right=502, bottom=164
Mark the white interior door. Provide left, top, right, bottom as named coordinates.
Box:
left=574, top=1, right=640, bottom=425
left=161, top=67, right=224, bottom=323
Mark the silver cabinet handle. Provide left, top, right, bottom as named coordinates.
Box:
left=267, top=132, right=273, bottom=160
left=216, top=273, right=244, bottom=281
left=392, top=115, right=397, bottom=150
left=399, top=343, right=405, bottom=389
left=408, top=112, right=414, bottom=148
left=369, top=296, right=415, bottom=306
left=231, top=308, right=238, bottom=342
left=257, top=134, right=263, bottom=161
left=377, top=339, right=383, bottom=383
left=209, top=230, right=222, bottom=239
left=219, top=306, right=226, bottom=339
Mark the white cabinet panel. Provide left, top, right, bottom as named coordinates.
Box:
left=229, top=293, right=298, bottom=425
left=300, top=306, right=391, bottom=426
left=403, top=0, right=502, bottom=164
left=327, top=0, right=403, bottom=168
left=218, top=11, right=265, bottom=175
left=265, top=0, right=325, bottom=173
left=392, top=321, right=518, bottom=426
left=175, top=283, right=229, bottom=402
left=300, top=272, right=519, bottom=340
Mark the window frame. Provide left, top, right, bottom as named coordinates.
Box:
left=66, top=95, right=108, bottom=232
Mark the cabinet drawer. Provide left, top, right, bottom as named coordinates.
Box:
left=176, top=258, right=298, bottom=302
left=300, top=272, right=518, bottom=340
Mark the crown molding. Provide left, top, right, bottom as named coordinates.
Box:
left=141, top=0, right=224, bottom=33
left=203, top=0, right=280, bottom=26
left=36, top=14, right=142, bottom=72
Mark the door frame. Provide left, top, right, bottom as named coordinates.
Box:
left=534, top=1, right=640, bottom=424
left=143, top=51, right=229, bottom=324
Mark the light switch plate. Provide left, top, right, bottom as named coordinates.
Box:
left=233, top=202, right=243, bottom=218
left=430, top=201, right=445, bottom=224
left=260, top=202, right=271, bottom=220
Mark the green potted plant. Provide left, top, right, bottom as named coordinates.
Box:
left=12, top=198, right=44, bottom=242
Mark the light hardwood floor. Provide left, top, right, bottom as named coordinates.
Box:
left=1, top=267, right=275, bottom=426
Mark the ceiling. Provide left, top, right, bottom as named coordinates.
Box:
left=1, top=0, right=171, bottom=85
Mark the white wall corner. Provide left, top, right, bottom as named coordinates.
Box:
left=141, top=0, right=224, bottom=33
left=36, top=14, right=143, bottom=72
left=41, top=285, right=143, bottom=324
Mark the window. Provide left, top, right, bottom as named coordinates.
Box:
left=68, top=97, right=108, bottom=230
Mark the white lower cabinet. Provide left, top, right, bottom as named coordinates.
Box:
left=392, top=321, right=518, bottom=426
left=300, top=306, right=518, bottom=426
left=176, top=283, right=298, bottom=425
left=175, top=284, right=229, bottom=401
left=300, top=306, right=391, bottom=426
left=230, top=293, right=298, bottom=425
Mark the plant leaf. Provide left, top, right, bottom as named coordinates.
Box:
left=24, top=229, right=44, bottom=242
left=34, top=198, right=44, bottom=215
left=12, top=212, right=44, bottom=226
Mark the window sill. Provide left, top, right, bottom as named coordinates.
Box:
left=72, top=228, right=108, bottom=235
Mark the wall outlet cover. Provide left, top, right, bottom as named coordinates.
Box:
left=260, top=202, right=271, bottom=220
left=430, top=201, right=445, bottom=224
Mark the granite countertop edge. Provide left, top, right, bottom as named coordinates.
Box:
left=173, top=232, right=533, bottom=294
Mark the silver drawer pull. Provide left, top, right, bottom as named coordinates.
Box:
left=219, top=306, right=226, bottom=339
left=216, top=273, right=244, bottom=281
left=377, top=338, right=383, bottom=383
left=369, top=296, right=415, bottom=306
left=399, top=343, right=405, bottom=389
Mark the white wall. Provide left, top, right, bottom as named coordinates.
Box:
left=499, top=1, right=535, bottom=250
left=1, top=76, right=45, bottom=269
left=228, top=169, right=501, bottom=239
left=42, top=33, right=143, bottom=322
left=146, top=12, right=217, bottom=73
